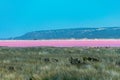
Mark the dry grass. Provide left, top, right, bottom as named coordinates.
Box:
left=0, top=47, right=120, bottom=80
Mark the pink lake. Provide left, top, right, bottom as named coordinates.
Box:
left=0, top=40, right=120, bottom=47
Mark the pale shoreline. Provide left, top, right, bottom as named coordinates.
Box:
left=1, top=39, right=120, bottom=41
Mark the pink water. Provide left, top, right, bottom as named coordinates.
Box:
left=0, top=40, right=120, bottom=47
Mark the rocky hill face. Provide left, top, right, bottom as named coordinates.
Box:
left=12, top=27, right=120, bottom=40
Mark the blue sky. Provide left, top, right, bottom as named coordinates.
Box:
left=0, top=0, right=120, bottom=38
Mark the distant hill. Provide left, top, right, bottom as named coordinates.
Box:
left=11, top=27, right=120, bottom=40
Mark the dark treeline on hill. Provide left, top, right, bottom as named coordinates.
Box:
left=9, top=27, right=120, bottom=40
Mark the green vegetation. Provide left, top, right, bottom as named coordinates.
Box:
left=0, top=47, right=120, bottom=80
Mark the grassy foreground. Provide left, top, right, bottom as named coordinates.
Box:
left=0, top=47, right=120, bottom=80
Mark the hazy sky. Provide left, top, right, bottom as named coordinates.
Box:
left=0, top=0, right=120, bottom=38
